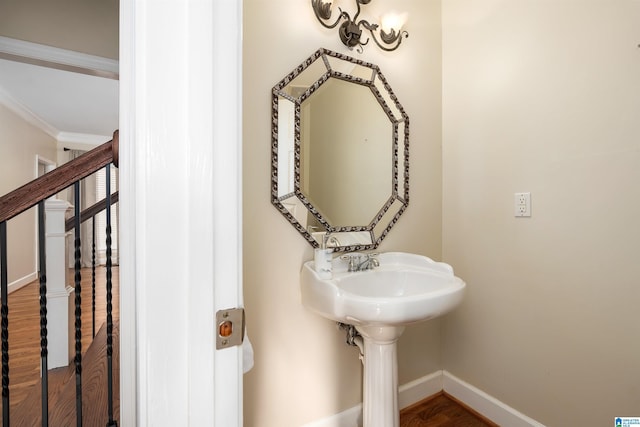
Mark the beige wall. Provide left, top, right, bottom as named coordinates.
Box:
left=242, top=0, right=443, bottom=425
left=0, top=104, right=58, bottom=284
left=442, top=1, right=640, bottom=426
left=0, top=0, right=119, bottom=59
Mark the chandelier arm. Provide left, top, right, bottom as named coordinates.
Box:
left=367, top=28, right=408, bottom=52
left=352, top=0, right=363, bottom=23
left=311, top=0, right=348, bottom=29
left=356, top=31, right=370, bottom=48
left=359, top=19, right=379, bottom=33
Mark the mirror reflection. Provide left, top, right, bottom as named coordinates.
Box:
left=271, top=48, right=409, bottom=251
left=301, top=78, right=391, bottom=226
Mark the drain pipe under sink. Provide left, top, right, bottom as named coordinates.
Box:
left=338, top=322, right=364, bottom=363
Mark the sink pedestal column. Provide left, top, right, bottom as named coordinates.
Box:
left=356, top=325, right=405, bottom=427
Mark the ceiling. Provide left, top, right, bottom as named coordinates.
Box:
left=0, top=40, right=119, bottom=148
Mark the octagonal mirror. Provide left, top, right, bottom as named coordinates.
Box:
left=271, top=48, right=409, bottom=252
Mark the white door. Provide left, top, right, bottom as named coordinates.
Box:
left=119, top=1, right=243, bottom=425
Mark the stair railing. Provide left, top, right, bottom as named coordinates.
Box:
left=0, top=130, right=119, bottom=426
left=65, top=190, right=119, bottom=339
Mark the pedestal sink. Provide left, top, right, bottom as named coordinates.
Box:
left=300, top=252, right=466, bottom=427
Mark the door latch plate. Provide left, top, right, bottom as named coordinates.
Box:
left=216, top=308, right=245, bottom=349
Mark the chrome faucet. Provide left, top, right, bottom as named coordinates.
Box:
left=326, top=235, right=341, bottom=248
left=341, top=253, right=380, bottom=272
left=358, top=254, right=380, bottom=271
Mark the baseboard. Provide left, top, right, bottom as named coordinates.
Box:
left=300, top=372, right=442, bottom=427
left=443, top=370, right=546, bottom=427
left=301, top=404, right=362, bottom=427
left=8, top=272, right=37, bottom=294
left=301, top=370, right=545, bottom=427
left=398, top=370, right=443, bottom=409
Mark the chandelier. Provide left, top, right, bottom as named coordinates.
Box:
left=311, top=0, right=409, bottom=53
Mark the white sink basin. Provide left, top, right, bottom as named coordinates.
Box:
left=300, top=252, right=465, bottom=327
left=301, top=252, right=466, bottom=427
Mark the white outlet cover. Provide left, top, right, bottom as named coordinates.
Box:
left=514, top=192, right=531, bottom=217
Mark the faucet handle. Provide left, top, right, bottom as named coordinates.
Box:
left=326, top=235, right=341, bottom=248
left=340, top=253, right=362, bottom=272
left=369, top=253, right=380, bottom=268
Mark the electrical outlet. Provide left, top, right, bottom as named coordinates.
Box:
left=514, top=192, right=531, bottom=217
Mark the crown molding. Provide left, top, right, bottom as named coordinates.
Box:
left=0, top=85, right=59, bottom=138
left=0, top=36, right=119, bottom=80
left=0, top=37, right=116, bottom=147
left=0, top=87, right=112, bottom=148
left=57, top=132, right=112, bottom=149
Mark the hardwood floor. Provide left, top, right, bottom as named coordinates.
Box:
left=400, top=392, right=498, bottom=427
left=2, top=266, right=493, bottom=426
left=0, top=266, right=119, bottom=426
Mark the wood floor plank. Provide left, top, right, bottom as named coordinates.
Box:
left=10, top=322, right=120, bottom=427
left=400, top=392, right=498, bottom=427
left=0, top=267, right=119, bottom=426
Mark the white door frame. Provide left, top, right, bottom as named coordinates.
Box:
left=34, top=155, right=56, bottom=274
left=35, top=155, right=56, bottom=177
left=119, top=1, right=243, bottom=425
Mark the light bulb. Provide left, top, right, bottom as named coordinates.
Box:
left=380, top=11, right=408, bottom=34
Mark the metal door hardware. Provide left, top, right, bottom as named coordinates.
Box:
left=216, top=308, right=245, bottom=349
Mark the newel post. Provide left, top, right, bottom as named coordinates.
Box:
left=44, top=198, right=74, bottom=369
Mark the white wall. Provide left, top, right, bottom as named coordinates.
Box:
left=0, top=104, right=57, bottom=285
left=242, top=1, right=443, bottom=425
left=442, top=1, right=640, bottom=425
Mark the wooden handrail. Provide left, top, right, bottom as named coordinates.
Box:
left=65, top=191, right=119, bottom=232
left=0, top=130, right=119, bottom=224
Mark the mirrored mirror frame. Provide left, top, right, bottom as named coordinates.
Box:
left=271, top=48, right=410, bottom=252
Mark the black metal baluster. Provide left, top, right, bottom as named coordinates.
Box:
left=1, top=220, right=9, bottom=426
left=92, top=219, right=96, bottom=338
left=38, top=202, right=49, bottom=427
left=73, top=182, right=83, bottom=427
left=105, top=166, right=117, bottom=427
